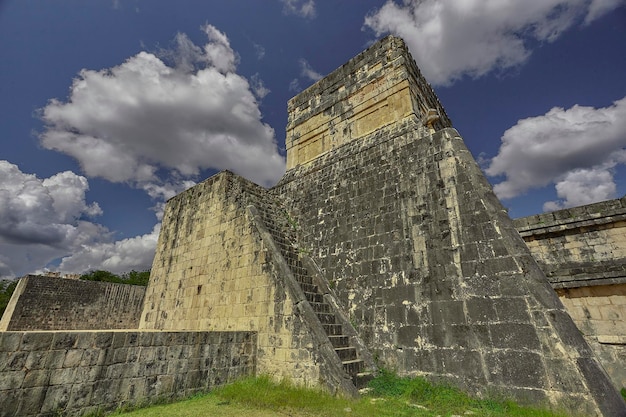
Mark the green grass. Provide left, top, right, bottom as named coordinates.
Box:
left=115, top=372, right=572, bottom=417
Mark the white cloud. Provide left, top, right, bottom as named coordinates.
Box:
left=250, top=73, right=271, bottom=99
left=0, top=161, right=113, bottom=277
left=486, top=97, right=626, bottom=209
left=0, top=160, right=158, bottom=278
left=299, top=58, right=323, bottom=82
left=39, top=24, right=285, bottom=191
left=56, top=224, right=159, bottom=275
left=543, top=166, right=620, bottom=210
left=281, top=0, right=316, bottom=18
left=288, top=59, right=323, bottom=94
left=364, top=0, right=624, bottom=86
left=289, top=78, right=302, bottom=93
left=253, top=42, right=266, bottom=60
left=585, top=0, right=626, bottom=24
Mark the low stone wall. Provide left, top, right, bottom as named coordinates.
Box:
left=0, top=330, right=256, bottom=417
left=514, top=197, right=626, bottom=391
left=514, top=196, right=626, bottom=289
left=556, top=284, right=626, bottom=390
left=0, top=275, right=146, bottom=331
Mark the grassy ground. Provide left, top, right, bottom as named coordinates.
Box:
left=113, top=371, right=576, bottom=417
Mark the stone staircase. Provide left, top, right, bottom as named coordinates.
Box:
left=242, top=184, right=372, bottom=389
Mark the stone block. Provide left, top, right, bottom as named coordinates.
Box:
left=492, top=297, right=531, bottom=323
left=465, top=298, right=497, bottom=324
left=16, top=386, right=46, bottom=416
left=489, top=323, right=541, bottom=350
left=429, top=300, right=466, bottom=326
left=63, top=349, right=84, bottom=368
left=52, top=333, right=78, bottom=350
left=486, top=350, right=547, bottom=389
left=0, top=370, right=25, bottom=390
left=5, top=351, right=28, bottom=370
left=41, top=384, right=72, bottom=414
left=25, top=351, right=48, bottom=370
left=45, top=349, right=67, bottom=369
left=0, top=386, right=21, bottom=416
left=21, top=332, right=53, bottom=351
left=0, top=332, right=22, bottom=352
left=93, top=332, right=114, bottom=349
left=22, top=368, right=50, bottom=388
left=67, top=382, right=94, bottom=410
left=436, top=349, right=485, bottom=383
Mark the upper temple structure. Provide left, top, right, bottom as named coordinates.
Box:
left=2, top=36, right=625, bottom=417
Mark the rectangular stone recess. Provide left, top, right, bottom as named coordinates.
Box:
left=0, top=331, right=256, bottom=417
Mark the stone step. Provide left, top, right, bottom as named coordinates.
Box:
left=322, top=323, right=343, bottom=335
left=309, top=302, right=330, bottom=313
left=304, top=291, right=323, bottom=304
left=335, top=346, right=357, bottom=361
left=300, top=283, right=318, bottom=293
left=342, top=359, right=364, bottom=376
left=295, top=274, right=313, bottom=285
left=328, top=334, right=349, bottom=348
left=355, top=372, right=374, bottom=390
left=286, top=258, right=303, bottom=269
left=316, top=312, right=336, bottom=324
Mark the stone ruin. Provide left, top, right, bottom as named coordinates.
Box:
left=1, top=36, right=625, bottom=417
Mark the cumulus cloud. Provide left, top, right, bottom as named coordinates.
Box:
left=281, top=0, right=316, bottom=18
left=39, top=24, right=285, bottom=193
left=543, top=166, right=621, bottom=211
left=486, top=97, right=626, bottom=209
left=56, top=224, right=160, bottom=275
left=0, top=161, right=118, bottom=277
left=364, top=0, right=624, bottom=86
left=0, top=161, right=102, bottom=247
left=0, top=161, right=158, bottom=278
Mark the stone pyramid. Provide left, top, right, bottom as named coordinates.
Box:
left=141, top=36, right=625, bottom=416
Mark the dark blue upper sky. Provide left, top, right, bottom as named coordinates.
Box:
left=0, top=0, right=625, bottom=277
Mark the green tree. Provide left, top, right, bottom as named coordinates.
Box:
left=80, top=269, right=150, bottom=286
left=0, top=279, right=18, bottom=318
left=123, top=270, right=151, bottom=286
left=80, top=269, right=124, bottom=283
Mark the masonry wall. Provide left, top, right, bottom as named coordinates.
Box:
left=285, top=35, right=451, bottom=170
left=514, top=197, right=626, bottom=289
left=514, top=199, right=626, bottom=390
left=275, top=118, right=624, bottom=416
left=0, top=330, right=255, bottom=417
left=0, top=276, right=146, bottom=331
left=139, top=172, right=343, bottom=391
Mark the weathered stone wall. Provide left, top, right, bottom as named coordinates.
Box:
left=0, top=276, right=146, bottom=331
left=275, top=117, right=623, bottom=414
left=556, top=284, right=626, bottom=393
left=285, top=35, right=451, bottom=170
left=139, top=171, right=347, bottom=391
left=0, top=330, right=255, bottom=417
left=514, top=199, right=626, bottom=391
left=514, top=197, right=626, bottom=289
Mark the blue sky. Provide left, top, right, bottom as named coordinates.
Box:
left=0, top=0, right=625, bottom=278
